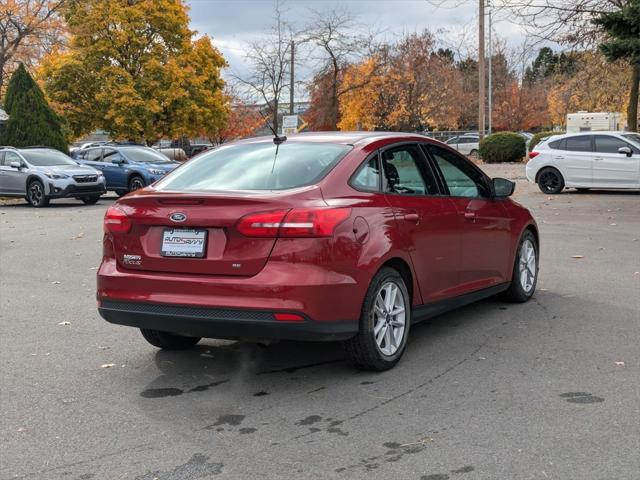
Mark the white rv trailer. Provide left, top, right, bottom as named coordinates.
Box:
left=566, top=112, right=626, bottom=133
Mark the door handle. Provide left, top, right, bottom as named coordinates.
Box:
left=593, top=157, right=604, bottom=161
left=403, top=213, right=420, bottom=222
left=464, top=211, right=476, bottom=221
left=553, top=156, right=564, bottom=160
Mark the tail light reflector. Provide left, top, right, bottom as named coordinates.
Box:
left=104, top=206, right=131, bottom=233
left=237, top=208, right=351, bottom=238
left=528, top=151, right=540, bottom=159
left=274, top=313, right=305, bottom=322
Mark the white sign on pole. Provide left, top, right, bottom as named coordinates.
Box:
left=282, top=115, right=298, bottom=132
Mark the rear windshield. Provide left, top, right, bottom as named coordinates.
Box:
left=155, top=142, right=352, bottom=191
left=21, top=150, right=77, bottom=166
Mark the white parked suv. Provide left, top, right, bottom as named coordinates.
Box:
left=526, top=131, right=640, bottom=194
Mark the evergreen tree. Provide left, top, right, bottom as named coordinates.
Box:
left=593, top=0, right=640, bottom=131
left=0, top=64, right=67, bottom=151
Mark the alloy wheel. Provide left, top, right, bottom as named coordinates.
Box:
left=372, top=281, right=406, bottom=356
left=519, top=239, right=536, bottom=293
left=539, top=171, right=559, bottom=193
left=129, top=177, right=144, bottom=191
left=29, top=182, right=44, bottom=206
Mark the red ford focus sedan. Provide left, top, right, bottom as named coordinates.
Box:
left=98, top=132, right=539, bottom=370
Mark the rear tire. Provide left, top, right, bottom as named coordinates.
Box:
left=27, top=179, right=49, bottom=207
left=343, top=267, right=411, bottom=371
left=537, top=167, right=564, bottom=194
left=501, top=230, right=538, bottom=303
left=80, top=195, right=100, bottom=205
left=140, top=329, right=201, bottom=350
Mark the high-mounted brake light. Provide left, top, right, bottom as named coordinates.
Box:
left=236, top=208, right=351, bottom=238
left=528, top=151, right=540, bottom=160
left=104, top=206, right=131, bottom=234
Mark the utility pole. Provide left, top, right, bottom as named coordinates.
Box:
left=488, top=0, right=492, bottom=135
left=289, top=40, right=295, bottom=115
left=478, top=0, right=485, bottom=140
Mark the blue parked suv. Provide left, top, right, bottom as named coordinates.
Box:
left=74, top=145, right=180, bottom=196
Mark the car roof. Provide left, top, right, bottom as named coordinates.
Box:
left=551, top=131, right=627, bottom=139
left=233, top=131, right=435, bottom=147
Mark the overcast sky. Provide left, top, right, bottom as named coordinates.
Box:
left=185, top=0, right=529, bottom=93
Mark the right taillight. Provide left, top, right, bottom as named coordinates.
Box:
left=236, top=208, right=351, bottom=238
left=104, top=206, right=131, bottom=234
left=528, top=151, right=540, bottom=159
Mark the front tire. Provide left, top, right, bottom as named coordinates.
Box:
left=537, top=167, right=564, bottom=194
left=343, top=267, right=411, bottom=371
left=80, top=195, right=100, bottom=205
left=140, top=329, right=201, bottom=350
left=128, top=175, right=145, bottom=193
left=27, top=180, right=49, bottom=207
left=469, top=149, right=479, bottom=161
left=501, top=230, right=538, bottom=302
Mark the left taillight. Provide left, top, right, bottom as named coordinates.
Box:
left=104, top=206, right=131, bottom=234
left=236, top=207, right=351, bottom=238
left=528, top=151, right=540, bottom=160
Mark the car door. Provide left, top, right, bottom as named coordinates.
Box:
left=425, top=144, right=512, bottom=293
left=101, top=148, right=128, bottom=188
left=553, top=135, right=594, bottom=186
left=592, top=135, right=640, bottom=188
left=0, top=151, right=29, bottom=195
left=380, top=143, right=462, bottom=303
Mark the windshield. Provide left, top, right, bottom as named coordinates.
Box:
left=622, top=134, right=640, bottom=146
left=155, top=142, right=352, bottom=191
left=21, top=150, right=77, bottom=166
left=121, top=147, right=171, bottom=163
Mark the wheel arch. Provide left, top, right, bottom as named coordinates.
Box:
left=534, top=164, right=563, bottom=183
left=25, top=174, right=45, bottom=191
left=379, top=257, right=416, bottom=306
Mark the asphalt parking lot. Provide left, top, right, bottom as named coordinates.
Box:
left=1, top=164, right=639, bottom=480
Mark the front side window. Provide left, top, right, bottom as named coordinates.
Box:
left=565, top=136, right=592, bottom=152
left=3, top=151, right=22, bottom=166
left=594, top=136, right=636, bottom=154
left=428, top=145, right=488, bottom=198
left=156, top=142, right=352, bottom=191
left=381, top=145, right=438, bottom=195
left=351, top=155, right=380, bottom=191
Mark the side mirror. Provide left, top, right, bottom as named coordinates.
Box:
left=492, top=177, right=515, bottom=197
left=10, top=161, right=22, bottom=169
left=618, top=146, right=632, bottom=157
left=112, top=157, right=126, bottom=165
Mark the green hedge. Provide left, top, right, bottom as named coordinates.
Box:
left=529, top=131, right=561, bottom=151
left=479, top=132, right=526, bottom=163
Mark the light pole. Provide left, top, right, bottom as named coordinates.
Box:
left=478, top=0, right=486, bottom=139
left=488, top=0, right=492, bottom=135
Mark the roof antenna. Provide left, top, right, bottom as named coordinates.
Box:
left=256, top=106, right=287, bottom=145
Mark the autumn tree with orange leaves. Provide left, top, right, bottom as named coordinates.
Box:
left=0, top=0, right=67, bottom=96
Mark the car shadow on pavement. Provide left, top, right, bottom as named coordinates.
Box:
left=133, top=295, right=541, bottom=404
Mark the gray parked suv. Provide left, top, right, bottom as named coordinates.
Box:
left=0, top=147, right=106, bottom=207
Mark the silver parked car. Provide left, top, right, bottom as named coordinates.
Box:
left=0, top=147, right=106, bottom=207
left=445, top=135, right=480, bottom=158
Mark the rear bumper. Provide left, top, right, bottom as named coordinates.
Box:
left=98, top=299, right=358, bottom=341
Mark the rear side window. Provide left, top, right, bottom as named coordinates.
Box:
left=548, top=138, right=565, bottom=150
left=156, top=142, right=351, bottom=191
left=594, top=136, right=634, bottom=154
left=565, top=136, right=592, bottom=152
left=85, top=149, right=103, bottom=162
left=351, top=155, right=381, bottom=191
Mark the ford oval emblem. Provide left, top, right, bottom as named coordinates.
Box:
left=170, top=212, right=187, bottom=223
